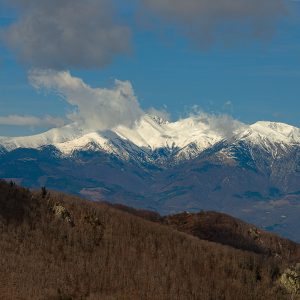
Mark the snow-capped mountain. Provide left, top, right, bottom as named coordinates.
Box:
left=236, top=121, right=300, bottom=154
left=1, top=115, right=300, bottom=242
left=1, top=115, right=300, bottom=163
left=0, top=114, right=228, bottom=164
left=0, top=115, right=222, bottom=154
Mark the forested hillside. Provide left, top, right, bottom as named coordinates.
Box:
left=0, top=181, right=299, bottom=299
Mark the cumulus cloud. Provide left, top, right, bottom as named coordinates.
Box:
left=0, top=115, right=65, bottom=127
left=29, top=69, right=144, bottom=131
left=139, top=0, right=287, bottom=46
left=1, top=69, right=247, bottom=137
left=2, top=0, right=131, bottom=69
left=190, top=110, right=247, bottom=138
left=27, top=70, right=248, bottom=136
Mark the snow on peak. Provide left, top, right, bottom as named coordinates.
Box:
left=222, top=120, right=300, bottom=158
left=243, top=121, right=300, bottom=145
left=0, top=123, right=86, bottom=152
left=114, top=114, right=224, bottom=151
left=252, top=121, right=300, bottom=140
left=148, top=114, right=169, bottom=125
left=1, top=115, right=300, bottom=158
left=0, top=114, right=225, bottom=155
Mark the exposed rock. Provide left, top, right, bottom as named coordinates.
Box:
left=279, top=266, right=300, bottom=294
left=248, top=227, right=260, bottom=240
left=53, top=204, right=74, bottom=225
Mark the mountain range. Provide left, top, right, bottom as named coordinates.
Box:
left=1, top=114, right=300, bottom=242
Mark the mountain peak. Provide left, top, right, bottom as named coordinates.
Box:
left=247, top=121, right=300, bottom=145
left=147, top=114, right=169, bottom=125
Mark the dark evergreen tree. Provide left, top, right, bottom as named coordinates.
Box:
left=41, top=186, right=47, bottom=198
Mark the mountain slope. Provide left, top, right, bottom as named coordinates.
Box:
left=0, top=181, right=298, bottom=299
left=1, top=116, right=300, bottom=242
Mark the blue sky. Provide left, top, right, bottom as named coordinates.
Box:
left=0, top=0, right=300, bottom=136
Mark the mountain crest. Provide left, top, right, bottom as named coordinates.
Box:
left=1, top=116, right=300, bottom=164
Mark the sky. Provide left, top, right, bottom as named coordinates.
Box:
left=0, top=0, right=300, bottom=136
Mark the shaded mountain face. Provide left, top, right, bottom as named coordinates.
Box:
left=1, top=115, right=300, bottom=242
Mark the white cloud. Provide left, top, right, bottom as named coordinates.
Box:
left=2, top=0, right=131, bottom=69
left=28, top=70, right=247, bottom=137
left=29, top=69, right=144, bottom=131
left=1, top=70, right=248, bottom=139
left=224, top=101, right=232, bottom=106
left=0, top=115, right=65, bottom=127
left=189, top=110, right=247, bottom=138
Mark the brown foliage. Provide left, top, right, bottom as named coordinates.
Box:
left=0, top=181, right=295, bottom=299
left=161, top=211, right=300, bottom=262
